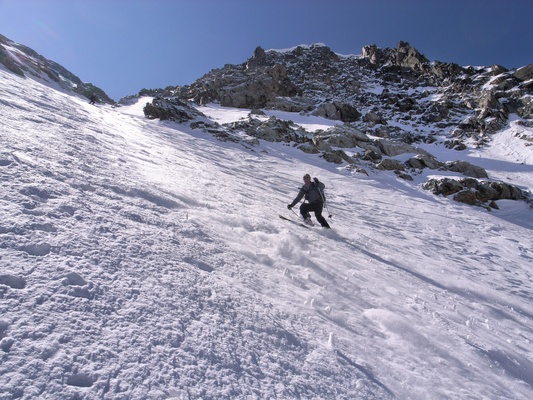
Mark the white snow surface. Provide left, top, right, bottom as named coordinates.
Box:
left=1, top=69, right=533, bottom=400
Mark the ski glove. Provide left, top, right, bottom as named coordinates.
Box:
left=313, top=177, right=319, bottom=184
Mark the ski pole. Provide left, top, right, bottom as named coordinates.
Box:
left=289, top=207, right=300, bottom=218
left=324, top=201, right=332, bottom=219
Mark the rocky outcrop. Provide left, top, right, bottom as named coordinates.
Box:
left=362, top=41, right=429, bottom=72
left=168, top=52, right=302, bottom=109
left=423, top=178, right=525, bottom=209
left=396, top=41, right=430, bottom=71
left=143, top=98, right=205, bottom=122
left=219, top=64, right=302, bottom=108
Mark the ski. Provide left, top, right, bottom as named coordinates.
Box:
left=279, top=214, right=312, bottom=229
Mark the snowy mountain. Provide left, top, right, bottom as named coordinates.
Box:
left=1, top=38, right=533, bottom=400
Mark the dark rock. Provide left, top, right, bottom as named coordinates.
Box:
left=143, top=98, right=205, bottom=122
left=513, top=64, right=533, bottom=82
left=445, top=161, right=488, bottom=178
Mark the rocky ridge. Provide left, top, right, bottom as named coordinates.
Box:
left=139, top=41, right=533, bottom=209
left=0, top=34, right=113, bottom=104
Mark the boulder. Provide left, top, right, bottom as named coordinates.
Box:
left=249, top=109, right=266, bottom=117
left=454, top=189, right=479, bottom=205
left=423, top=178, right=464, bottom=196
left=377, top=159, right=405, bottom=171
left=315, top=125, right=369, bottom=148
left=444, top=140, right=468, bottom=151
left=457, top=116, right=483, bottom=132
left=518, top=97, right=533, bottom=118
left=360, top=149, right=382, bottom=162
left=513, top=64, right=533, bottom=82
left=372, top=125, right=393, bottom=138
left=377, top=140, right=433, bottom=158
left=405, top=153, right=443, bottom=170
left=394, top=170, right=414, bottom=181
left=312, top=102, right=361, bottom=122
left=488, top=181, right=523, bottom=200
left=143, top=98, right=204, bottom=122
left=311, top=136, right=333, bottom=152
left=312, top=103, right=337, bottom=119
left=422, top=102, right=450, bottom=123
left=363, top=111, right=388, bottom=125
left=378, top=140, right=414, bottom=157
left=322, top=150, right=353, bottom=164
left=254, top=116, right=299, bottom=142
left=445, top=161, right=488, bottom=178
left=298, top=143, right=320, bottom=154
left=266, top=96, right=315, bottom=113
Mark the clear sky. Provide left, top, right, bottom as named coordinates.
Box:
left=1, top=0, right=532, bottom=101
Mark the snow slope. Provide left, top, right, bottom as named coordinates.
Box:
left=1, top=69, right=533, bottom=400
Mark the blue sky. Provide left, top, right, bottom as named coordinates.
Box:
left=1, top=0, right=531, bottom=101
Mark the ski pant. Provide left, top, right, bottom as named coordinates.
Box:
left=300, top=201, right=330, bottom=228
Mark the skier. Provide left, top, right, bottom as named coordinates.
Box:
left=287, top=174, right=330, bottom=228
left=89, top=93, right=97, bottom=105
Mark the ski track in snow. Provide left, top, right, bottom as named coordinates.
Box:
left=1, top=69, right=533, bottom=399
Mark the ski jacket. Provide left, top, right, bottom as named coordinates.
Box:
left=290, top=181, right=325, bottom=207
